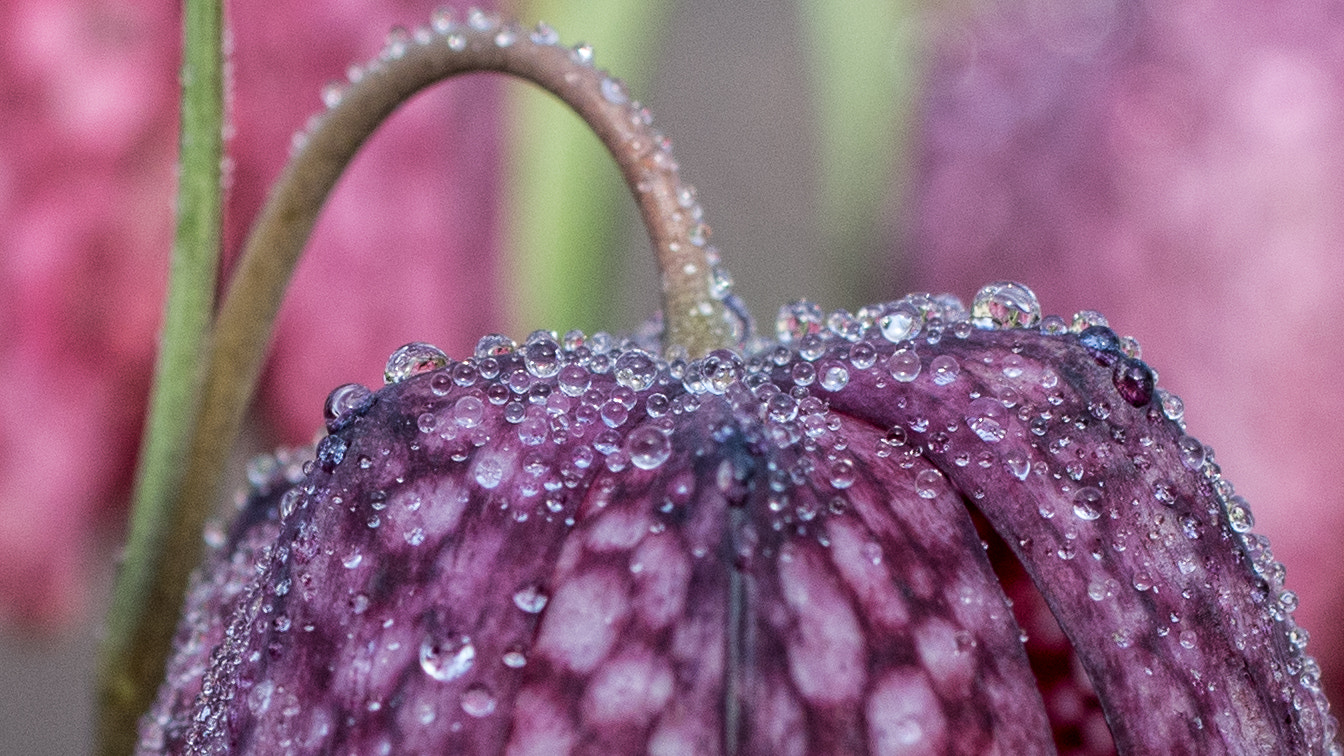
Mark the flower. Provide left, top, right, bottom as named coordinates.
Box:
left=139, top=289, right=1337, bottom=753
left=122, top=10, right=1340, bottom=756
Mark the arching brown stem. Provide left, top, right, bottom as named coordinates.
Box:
left=98, top=12, right=744, bottom=752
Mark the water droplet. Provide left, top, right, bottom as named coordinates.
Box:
left=494, top=27, right=517, bottom=47
left=385, top=342, right=448, bottom=384
left=819, top=362, right=849, bottom=391
left=502, top=648, right=528, bottom=668
left=460, top=683, right=497, bottom=718
left=467, top=8, right=498, bottom=31
left=776, top=301, right=824, bottom=342
left=600, top=77, right=628, bottom=105
left=1226, top=495, right=1255, bottom=533
left=1071, top=310, right=1109, bottom=332
left=929, top=355, right=960, bottom=386
left=626, top=426, right=672, bottom=470
left=829, top=459, right=856, bottom=489
left=530, top=22, right=559, bottom=45
left=965, top=397, right=1008, bottom=443
left=1176, top=435, right=1206, bottom=470
left=417, top=412, right=437, bottom=434
left=886, top=349, right=921, bottom=382
left=1073, top=487, right=1104, bottom=521
left=557, top=365, right=591, bottom=397
left=342, top=551, right=363, bottom=569
left=475, top=334, right=517, bottom=358
left=879, top=302, right=922, bottom=342
left=420, top=634, right=475, bottom=682
left=1004, top=450, right=1031, bottom=480
left=971, top=282, right=1041, bottom=329
left=614, top=350, right=658, bottom=391
left=1179, top=629, right=1197, bottom=649
left=453, top=395, right=485, bottom=428
left=1112, top=358, right=1155, bottom=406
left=850, top=342, right=877, bottom=370
left=522, top=339, right=560, bottom=378
left=474, top=456, right=505, bottom=489
left=324, top=383, right=375, bottom=432
left=430, top=7, right=456, bottom=34
left=321, top=81, right=344, bottom=109
left=404, top=527, right=426, bottom=546
left=914, top=468, right=945, bottom=499
left=571, top=42, right=594, bottom=65
left=766, top=394, right=799, bottom=423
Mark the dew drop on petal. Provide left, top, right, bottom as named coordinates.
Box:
left=460, top=684, right=497, bottom=718
left=324, top=383, right=375, bottom=432
left=819, top=361, right=850, bottom=391
left=385, top=342, right=448, bottom=384
left=523, top=339, right=561, bottom=378
left=970, top=281, right=1041, bottom=329
left=929, top=355, right=960, bottom=386
left=914, top=468, right=945, bottom=499
left=615, top=350, right=659, bottom=391
left=776, top=300, right=824, bottom=342
left=879, top=302, right=922, bottom=343
left=453, top=395, right=485, bottom=428
left=887, top=349, right=921, bottom=382
left=1073, top=487, right=1104, bottom=521
left=420, top=634, right=475, bottom=682
left=1176, top=435, right=1206, bottom=470
left=965, top=396, right=1008, bottom=443
left=626, top=425, right=672, bottom=470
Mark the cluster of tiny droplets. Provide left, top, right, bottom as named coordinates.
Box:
left=288, top=7, right=748, bottom=352
left=308, top=278, right=1344, bottom=750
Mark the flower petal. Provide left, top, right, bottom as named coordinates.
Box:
left=831, top=326, right=1336, bottom=752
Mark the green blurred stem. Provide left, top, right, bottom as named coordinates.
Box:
left=98, top=18, right=736, bottom=755
left=96, top=0, right=223, bottom=752
left=796, top=0, right=927, bottom=303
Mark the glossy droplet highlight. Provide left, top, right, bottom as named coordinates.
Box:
left=965, top=397, right=1008, bottom=443
left=971, top=281, right=1041, bottom=329
left=915, top=468, right=945, bottom=499
left=324, top=383, right=375, bottom=432
left=615, top=350, right=659, bottom=391
left=887, top=349, right=921, bottom=383
left=420, top=634, right=475, bottom=682
left=512, top=583, right=550, bottom=614
left=626, top=425, right=672, bottom=470
left=460, top=684, right=497, bottom=718
left=1073, top=487, right=1104, bottom=521
left=929, top=355, right=960, bottom=386
left=385, top=342, right=448, bottom=384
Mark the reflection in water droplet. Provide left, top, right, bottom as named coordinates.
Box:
left=929, top=355, right=959, bottom=386
left=626, top=425, right=672, bottom=470
left=1073, top=487, right=1103, bottom=521
left=385, top=343, right=449, bottom=384
left=971, top=281, right=1041, bottom=329
left=324, top=383, right=375, bottom=432
left=914, top=469, right=944, bottom=499
left=965, top=397, right=1008, bottom=443
left=887, top=349, right=921, bottom=383
left=420, top=634, right=475, bottom=682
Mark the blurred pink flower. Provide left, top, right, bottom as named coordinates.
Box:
left=0, top=0, right=501, bottom=627
left=909, top=0, right=1344, bottom=707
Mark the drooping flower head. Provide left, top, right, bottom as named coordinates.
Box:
left=129, top=12, right=1338, bottom=756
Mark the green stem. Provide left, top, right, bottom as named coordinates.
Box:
left=96, top=0, right=223, bottom=752
left=99, top=14, right=741, bottom=753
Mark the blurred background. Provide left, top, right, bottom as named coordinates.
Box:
left=3, top=0, right=1342, bottom=752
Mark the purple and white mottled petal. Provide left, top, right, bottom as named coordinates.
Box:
left=738, top=417, right=1054, bottom=754
left=831, top=327, right=1335, bottom=753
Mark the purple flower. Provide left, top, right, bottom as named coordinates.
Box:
left=128, top=11, right=1338, bottom=756
left=138, top=288, right=1337, bottom=753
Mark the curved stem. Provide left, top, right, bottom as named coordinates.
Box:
left=98, top=13, right=744, bottom=750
